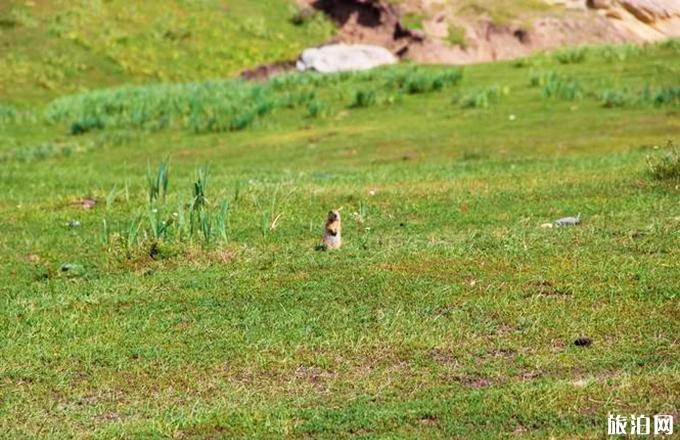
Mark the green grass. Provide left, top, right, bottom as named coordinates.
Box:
left=446, top=24, right=467, bottom=48
left=0, top=41, right=679, bottom=438
left=401, top=13, right=425, bottom=31
left=0, top=0, right=334, bottom=105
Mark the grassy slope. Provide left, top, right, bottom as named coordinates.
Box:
left=0, top=44, right=679, bottom=438
left=0, top=0, right=333, bottom=105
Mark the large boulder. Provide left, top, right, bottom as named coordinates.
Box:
left=296, top=44, right=397, bottom=73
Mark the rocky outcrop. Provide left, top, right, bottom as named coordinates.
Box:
left=302, top=0, right=422, bottom=55
left=586, top=0, right=680, bottom=39
left=296, top=43, right=397, bottom=73
left=291, top=0, right=680, bottom=69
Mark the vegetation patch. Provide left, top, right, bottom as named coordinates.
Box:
left=646, top=141, right=680, bottom=182
left=0, top=41, right=678, bottom=439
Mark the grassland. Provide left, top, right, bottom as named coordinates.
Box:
left=0, top=41, right=679, bottom=438
left=0, top=0, right=333, bottom=105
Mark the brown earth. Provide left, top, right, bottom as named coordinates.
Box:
left=297, top=0, right=680, bottom=64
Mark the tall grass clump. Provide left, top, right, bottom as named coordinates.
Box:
left=455, top=85, right=507, bottom=109
left=306, top=99, right=332, bottom=118
left=189, top=166, right=209, bottom=237
left=147, top=159, right=170, bottom=203
left=46, top=79, right=277, bottom=134
left=647, top=141, right=680, bottom=182
left=599, top=43, right=641, bottom=62
left=45, top=65, right=464, bottom=134
left=106, top=163, right=234, bottom=252
left=215, top=201, right=231, bottom=243
left=554, top=46, right=587, bottom=64
left=659, top=38, right=680, bottom=52
left=640, top=86, right=680, bottom=107
left=350, top=89, right=377, bottom=108
left=386, top=68, right=463, bottom=94
left=541, top=73, right=583, bottom=100
left=0, top=104, right=17, bottom=124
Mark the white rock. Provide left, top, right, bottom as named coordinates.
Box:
left=296, top=44, right=398, bottom=74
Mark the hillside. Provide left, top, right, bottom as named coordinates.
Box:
left=2, top=0, right=680, bottom=105
left=0, top=0, right=334, bottom=104
left=0, top=39, right=678, bottom=438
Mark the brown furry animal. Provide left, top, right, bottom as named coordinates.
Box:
left=321, top=209, right=342, bottom=250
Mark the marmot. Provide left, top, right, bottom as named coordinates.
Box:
left=321, top=209, right=342, bottom=250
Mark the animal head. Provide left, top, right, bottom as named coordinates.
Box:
left=326, top=209, right=341, bottom=224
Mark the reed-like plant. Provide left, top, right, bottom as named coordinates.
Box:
left=216, top=200, right=230, bottom=243
left=147, top=158, right=170, bottom=203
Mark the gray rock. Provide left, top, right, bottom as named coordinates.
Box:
left=554, top=215, right=582, bottom=226
left=296, top=44, right=398, bottom=73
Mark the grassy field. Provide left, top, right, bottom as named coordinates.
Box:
left=0, top=0, right=333, bottom=104
left=0, top=41, right=679, bottom=438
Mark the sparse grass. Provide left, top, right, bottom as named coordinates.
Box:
left=446, top=24, right=467, bottom=48
left=454, top=85, right=507, bottom=108
left=0, top=41, right=678, bottom=439
left=456, top=0, right=554, bottom=25
left=402, top=13, right=425, bottom=31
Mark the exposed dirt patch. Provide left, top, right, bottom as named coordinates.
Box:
left=429, top=348, right=459, bottom=368
left=528, top=279, right=573, bottom=298
left=449, top=374, right=495, bottom=388
left=488, top=347, right=517, bottom=359
left=297, top=0, right=680, bottom=66
left=305, top=0, right=423, bottom=56
left=240, top=60, right=296, bottom=81
left=94, top=411, right=125, bottom=423
left=417, top=414, right=439, bottom=426
left=294, top=365, right=337, bottom=390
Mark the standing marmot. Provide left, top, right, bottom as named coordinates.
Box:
left=321, top=209, right=342, bottom=250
